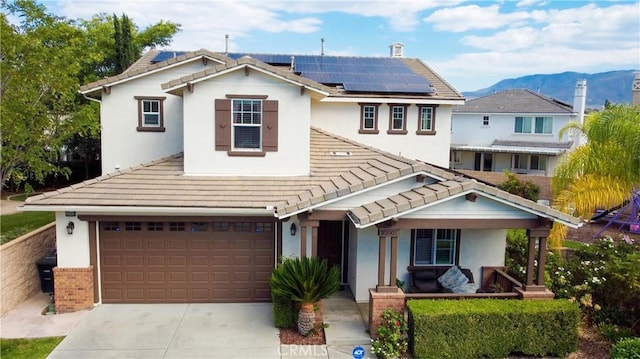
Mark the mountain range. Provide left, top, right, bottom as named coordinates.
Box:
left=464, top=70, right=638, bottom=109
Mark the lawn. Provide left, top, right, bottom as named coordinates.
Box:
left=0, top=337, right=64, bottom=359
left=0, top=212, right=55, bottom=245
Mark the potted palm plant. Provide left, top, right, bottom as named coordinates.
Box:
left=270, top=256, right=340, bottom=336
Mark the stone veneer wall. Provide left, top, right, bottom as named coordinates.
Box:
left=0, top=223, right=56, bottom=315
left=368, top=288, right=406, bottom=338
left=53, top=266, right=94, bottom=313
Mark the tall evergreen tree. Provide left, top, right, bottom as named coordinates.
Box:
left=113, top=13, right=136, bottom=73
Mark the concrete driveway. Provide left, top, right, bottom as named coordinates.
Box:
left=48, top=303, right=281, bottom=359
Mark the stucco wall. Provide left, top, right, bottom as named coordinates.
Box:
left=459, top=228, right=507, bottom=285
left=0, top=223, right=56, bottom=315
left=311, top=101, right=452, bottom=167
left=182, top=69, right=311, bottom=176
left=100, top=61, right=211, bottom=174
left=55, top=213, right=90, bottom=268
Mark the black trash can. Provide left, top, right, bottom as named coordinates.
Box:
left=36, top=255, right=57, bottom=293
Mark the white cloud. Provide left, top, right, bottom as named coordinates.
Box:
left=424, top=4, right=532, bottom=32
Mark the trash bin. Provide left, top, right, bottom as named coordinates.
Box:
left=36, top=255, right=57, bottom=293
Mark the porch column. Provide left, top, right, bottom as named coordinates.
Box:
left=523, top=228, right=550, bottom=291
left=376, top=227, right=399, bottom=292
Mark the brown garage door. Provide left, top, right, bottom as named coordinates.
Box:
left=99, top=220, right=275, bottom=303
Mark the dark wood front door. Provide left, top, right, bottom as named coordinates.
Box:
left=317, top=220, right=348, bottom=283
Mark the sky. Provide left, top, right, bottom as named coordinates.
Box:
left=40, top=1, right=640, bottom=91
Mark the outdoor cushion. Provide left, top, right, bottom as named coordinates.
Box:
left=437, top=266, right=469, bottom=290
left=451, top=282, right=479, bottom=294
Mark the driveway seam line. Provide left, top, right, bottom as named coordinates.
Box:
left=161, top=303, right=190, bottom=358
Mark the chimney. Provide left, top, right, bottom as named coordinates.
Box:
left=321, top=38, right=325, bottom=56
left=389, top=42, right=404, bottom=58
left=572, top=79, right=588, bottom=147
left=573, top=79, right=587, bottom=125
left=633, top=72, right=640, bottom=106
left=225, top=34, right=229, bottom=53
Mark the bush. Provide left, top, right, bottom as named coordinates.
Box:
left=597, top=323, right=636, bottom=343
left=610, top=337, right=640, bottom=359
left=497, top=171, right=539, bottom=202
left=407, top=299, right=580, bottom=359
left=271, top=293, right=297, bottom=328
left=371, top=308, right=408, bottom=359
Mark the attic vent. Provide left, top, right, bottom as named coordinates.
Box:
left=331, top=151, right=352, bottom=157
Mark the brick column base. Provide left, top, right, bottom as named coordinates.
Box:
left=368, top=288, right=405, bottom=338
left=53, top=266, right=94, bottom=313
left=516, top=287, right=555, bottom=300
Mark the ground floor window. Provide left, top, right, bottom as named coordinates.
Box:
left=411, top=229, right=459, bottom=265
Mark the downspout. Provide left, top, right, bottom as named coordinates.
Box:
left=82, top=93, right=102, bottom=104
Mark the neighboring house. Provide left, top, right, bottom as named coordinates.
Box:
left=22, top=47, right=581, bottom=318
left=450, top=82, right=587, bottom=176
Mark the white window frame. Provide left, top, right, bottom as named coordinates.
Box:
left=232, top=99, right=262, bottom=151
left=420, top=107, right=434, bottom=131
left=142, top=99, right=161, bottom=127
left=363, top=105, right=376, bottom=130
left=534, top=116, right=553, bottom=134
left=514, top=116, right=532, bottom=133
left=482, top=115, right=489, bottom=126
left=391, top=106, right=405, bottom=130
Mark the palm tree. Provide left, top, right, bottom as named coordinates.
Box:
left=551, top=104, right=640, bottom=245
left=270, top=256, right=341, bottom=335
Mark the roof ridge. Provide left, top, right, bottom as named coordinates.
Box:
left=25, top=153, right=184, bottom=204
left=522, top=89, right=573, bottom=110
left=224, top=51, right=421, bottom=60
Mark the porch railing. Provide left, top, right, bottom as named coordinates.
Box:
left=483, top=266, right=522, bottom=294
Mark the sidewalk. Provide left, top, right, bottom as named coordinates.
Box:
left=0, top=293, right=89, bottom=339
left=1, top=199, right=23, bottom=215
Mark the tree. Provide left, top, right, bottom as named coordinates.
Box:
left=498, top=171, right=539, bottom=202
left=113, top=13, right=136, bottom=73
left=269, top=257, right=340, bottom=335
left=1, top=0, right=181, bottom=189
left=1, top=0, right=84, bottom=188
left=551, top=104, right=640, bottom=244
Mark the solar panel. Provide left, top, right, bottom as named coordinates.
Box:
left=151, top=51, right=187, bottom=63
left=224, top=53, right=435, bottom=94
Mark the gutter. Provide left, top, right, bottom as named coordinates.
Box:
left=19, top=205, right=276, bottom=217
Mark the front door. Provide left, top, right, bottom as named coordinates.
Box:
left=317, top=220, right=349, bottom=284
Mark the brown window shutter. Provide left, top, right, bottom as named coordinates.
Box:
left=262, top=100, right=278, bottom=152
left=215, top=99, right=231, bottom=151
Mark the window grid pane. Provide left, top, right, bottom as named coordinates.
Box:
left=142, top=100, right=161, bottom=127
left=363, top=106, right=375, bottom=129
left=421, top=107, right=433, bottom=130
left=414, top=229, right=433, bottom=265
left=232, top=99, right=262, bottom=150
left=392, top=107, right=404, bottom=130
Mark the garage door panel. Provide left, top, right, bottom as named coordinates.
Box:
left=100, top=221, right=274, bottom=303
left=125, top=239, right=143, bottom=250
left=148, top=272, right=165, bottom=282
left=147, top=255, right=165, bottom=266
left=125, top=255, right=144, bottom=266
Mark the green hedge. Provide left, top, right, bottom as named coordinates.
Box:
left=611, top=338, right=640, bottom=359
left=407, top=299, right=580, bottom=359
left=272, top=294, right=297, bottom=328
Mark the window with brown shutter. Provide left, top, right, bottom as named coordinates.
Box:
left=215, top=96, right=278, bottom=156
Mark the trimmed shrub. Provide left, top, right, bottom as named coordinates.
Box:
left=610, top=337, right=640, bottom=359
left=271, top=293, right=297, bottom=328
left=407, top=299, right=580, bottom=359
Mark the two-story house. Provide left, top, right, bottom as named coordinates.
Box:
left=450, top=82, right=587, bottom=176
left=23, top=47, right=581, bottom=318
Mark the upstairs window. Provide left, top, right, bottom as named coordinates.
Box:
left=482, top=116, right=490, bottom=126
left=412, top=229, right=459, bottom=265
left=359, top=103, right=380, bottom=134
left=515, top=116, right=553, bottom=134
left=417, top=105, right=437, bottom=135
left=232, top=99, right=262, bottom=150
left=135, top=96, right=166, bottom=132
left=215, top=96, right=278, bottom=155
left=387, top=104, right=408, bottom=134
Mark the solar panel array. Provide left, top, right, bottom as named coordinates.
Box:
left=151, top=51, right=187, bottom=63
left=151, top=51, right=435, bottom=94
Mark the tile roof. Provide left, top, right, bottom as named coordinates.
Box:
left=346, top=179, right=582, bottom=228
left=80, top=49, right=463, bottom=101
left=160, top=56, right=334, bottom=95
left=24, top=128, right=581, bottom=228
left=453, top=89, right=574, bottom=114
left=79, top=49, right=232, bottom=95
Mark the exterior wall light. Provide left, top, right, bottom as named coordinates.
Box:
left=290, top=223, right=297, bottom=236
left=66, top=221, right=75, bottom=235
